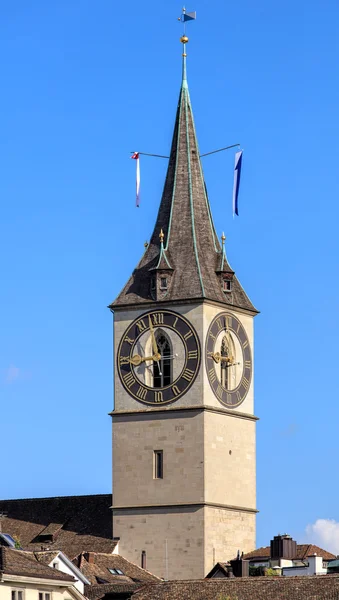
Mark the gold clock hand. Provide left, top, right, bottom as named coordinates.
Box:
left=129, top=353, right=161, bottom=366
left=148, top=315, right=162, bottom=376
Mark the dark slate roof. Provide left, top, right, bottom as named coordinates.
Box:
left=131, top=576, right=339, bottom=600
left=243, top=543, right=336, bottom=562
left=0, top=547, right=74, bottom=581
left=86, top=582, right=141, bottom=600
left=0, top=494, right=116, bottom=560
left=74, top=552, right=160, bottom=586
left=110, top=60, right=257, bottom=314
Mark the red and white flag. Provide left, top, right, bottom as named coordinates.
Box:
left=130, top=152, right=140, bottom=207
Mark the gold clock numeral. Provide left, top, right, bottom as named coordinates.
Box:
left=236, top=390, right=242, bottom=402
left=245, top=360, right=251, bottom=369
left=123, top=372, right=136, bottom=389
left=227, top=393, right=232, bottom=405
left=188, top=350, right=198, bottom=360
left=119, top=356, right=130, bottom=365
left=182, top=368, right=194, bottom=382
left=136, top=386, right=148, bottom=400
left=241, top=376, right=250, bottom=391
left=136, top=319, right=147, bottom=332
left=152, top=313, right=164, bottom=326
left=207, top=351, right=214, bottom=359
left=154, top=391, right=164, bottom=403
left=172, top=385, right=180, bottom=396
left=216, top=384, right=223, bottom=400
left=226, top=316, right=232, bottom=329
left=209, top=332, right=216, bottom=341
left=237, top=322, right=241, bottom=334
left=242, top=340, right=249, bottom=349
left=216, top=318, right=222, bottom=331
left=208, top=367, right=217, bottom=384
left=184, top=330, right=193, bottom=341
left=173, top=317, right=178, bottom=329
left=124, top=336, right=135, bottom=345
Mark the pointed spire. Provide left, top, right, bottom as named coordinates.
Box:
left=110, top=34, right=257, bottom=314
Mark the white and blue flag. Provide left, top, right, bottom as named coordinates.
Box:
left=232, top=150, right=243, bottom=217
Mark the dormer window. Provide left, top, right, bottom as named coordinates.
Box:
left=151, top=277, right=156, bottom=292
left=222, top=278, right=232, bottom=293
left=160, top=277, right=168, bottom=290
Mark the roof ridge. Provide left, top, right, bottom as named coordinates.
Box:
left=0, top=493, right=111, bottom=502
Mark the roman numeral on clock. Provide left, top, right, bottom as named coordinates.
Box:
left=208, top=368, right=217, bottom=384
left=184, top=330, right=193, bottom=341
left=136, top=319, right=147, bottom=332
left=136, top=386, right=148, bottom=400
left=245, top=360, right=251, bottom=369
left=119, top=356, right=130, bottom=365
left=152, top=313, right=164, bottom=326
left=154, top=391, right=164, bottom=403
left=182, top=368, right=194, bottom=382
left=172, top=385, right=180, bottom=396
left=124, top=336, right=134, bottom=345
left=241, top=376, right=250, bottom=391
left=123, top=372, right=135, bottom=389
left=188, top=350, right=198, bottom=360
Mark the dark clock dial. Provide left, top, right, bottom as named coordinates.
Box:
left=205, top=312, right=252, bottom=408
left=117, top=310, right=201, bottom=405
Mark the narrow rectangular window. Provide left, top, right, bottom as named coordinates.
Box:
left=154, top=450, right=163, bottom=479
left=222, top=278, right=232, bottom=292
left=141, top=550, right=146, bottom=569
left=160, top=277, right=168, bottom=290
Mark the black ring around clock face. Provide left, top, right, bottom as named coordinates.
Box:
left=117, top=309, right=201, bottom=405
left=205, top=312, right=252, bottom=409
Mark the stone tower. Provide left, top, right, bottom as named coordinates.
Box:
left=109, top=38, right=258, bottom=580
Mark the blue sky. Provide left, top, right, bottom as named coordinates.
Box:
left=1, top=0, right=339, bottom=553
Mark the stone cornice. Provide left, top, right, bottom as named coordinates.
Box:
left=110, top=404, right=259, bottom=422
left=110, top=296, right=258, bottom=316
left=111, top=501, right=258, bottom=514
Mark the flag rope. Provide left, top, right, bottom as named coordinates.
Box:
left=130, top=144, right=240, bottom=160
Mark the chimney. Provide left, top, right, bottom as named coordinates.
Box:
left=230, top=552, right=249, bottom=577
left=85, top=552, right=96, bottom=564
left=270, top=534, right=297, bottom=560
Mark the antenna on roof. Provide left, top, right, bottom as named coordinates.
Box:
left=0, top=513, right=7, bottom=533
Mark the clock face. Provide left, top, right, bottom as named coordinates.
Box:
left=205, top=312, right=252, bottom=409
left=117, top=310, right=201, bottom=405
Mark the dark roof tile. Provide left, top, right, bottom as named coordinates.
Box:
left=0, top=547, right=74, bottom=582
left=0, top=494, right=115, bottom=560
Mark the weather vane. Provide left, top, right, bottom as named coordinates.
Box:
left=178, top=7, right=196, bottom=27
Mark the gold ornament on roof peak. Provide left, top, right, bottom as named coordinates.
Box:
left=180, top=35, right=189, bottom=44
left=159, top=229, right=165, bottom=244
left=221, top=232, right=226, bottom=245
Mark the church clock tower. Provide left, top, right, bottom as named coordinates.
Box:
left=109, top=35, right=258, bottom=580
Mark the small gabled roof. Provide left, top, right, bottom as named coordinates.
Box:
left=205, top=562, right=230, bottom=578
left=243, top=543, right=336, bottom=562
left=74, top=552, right=160, bottom=586
left=0, top=547, right=74, bottom=582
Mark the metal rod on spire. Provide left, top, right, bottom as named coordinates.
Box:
left=178, top=7, right=196, bottom=83
left=200, top=144, right=241, bottom=158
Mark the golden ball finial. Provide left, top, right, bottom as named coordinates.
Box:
left=159, top=229, right=165, bottom=244
left=180, top=35, right=189, bottom=44
left=221, top=232, right=226, bottom=245
left=144, top=241, right=149, bottom=249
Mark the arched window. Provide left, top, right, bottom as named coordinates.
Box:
left=220, top=334, right=236, bottom=390
left=153, top=332, right=172, bottom=388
